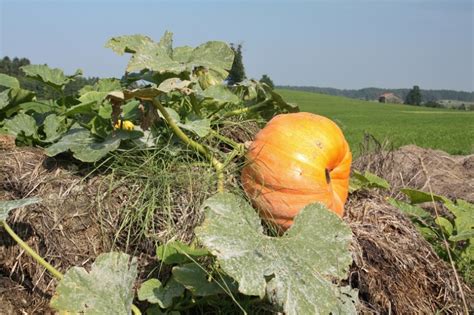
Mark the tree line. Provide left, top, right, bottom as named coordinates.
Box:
left=279, top=85, right=474, bottom=103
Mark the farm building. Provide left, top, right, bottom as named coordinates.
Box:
left=378, top=92, right=403, bottom=104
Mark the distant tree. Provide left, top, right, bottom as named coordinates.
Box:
left=405, top=85, right=422, bottom=106
left=227, top=43, right=246, bottom=85
left=259, top=74, right=275, bottom=89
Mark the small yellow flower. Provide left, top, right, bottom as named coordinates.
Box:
left=114, top=120, right=135, bottom=131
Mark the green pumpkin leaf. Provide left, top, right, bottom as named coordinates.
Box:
left=1, top=88, right=36, bottom=113
left=65, top=102, right=96, bottom=117
left=188, top=41, right=234, bottom=79
left=138, top=277, right=184, bottom=309
left=400, top=188, right=449, bottom=204
left=350, top=170, right=390, bottom=193
left=195, top=193, right=357, bottom=315
left=157, top=240, right=209, bottom=265
left=172, top=46, right=194, bottom=63
left=79, top=78, right=121, bottom=95
left=200, top=85, right=240, bottom=104
left=3, top=113, right=38, bottom=138
left=181, top=116, right=211, bottom=138
left=21, top=64, right=81, bottom=90
left=172, top=263, right=237, bottom=297
left=127, top=39, right=183, bottom=74
left=45, top=127, right=139, bottom=162
left=0, top=73, right=20, bottom=89
left=105, top=34, right=155, bottom=55
left=0, top=197, right=41, bottom=221
left=387, top=198, right=432, bottom=221
left=43, top=113, right=65, bottom=142
left=435, top=217, right=454, bottom=236
left=50, top=252, right=137, bottom=315
left=78, top=91, right=110, bottom=104
left=445, top=200, right=474, bottom=242
left=121, top=100, right=141, bottom=121
left=0, top=89, right=9, bottom=110
left=18, top=101, right=56, bottom=114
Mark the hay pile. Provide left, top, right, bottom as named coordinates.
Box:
left=0, top=143, right=472, bottom=314
left=346, top=191, right=472, bottom=313
left=354, top=143, right=474, bottom=202
left=0, top=148, right=123, bottom=313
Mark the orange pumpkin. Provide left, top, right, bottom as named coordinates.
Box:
left=241, top=112, right=352, bottom=230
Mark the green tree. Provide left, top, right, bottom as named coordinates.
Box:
left=227, top=43, right=246, bottom=85
left=259, top=74, right=275, bottom=89
left=405, top=85, right=422, bottom=106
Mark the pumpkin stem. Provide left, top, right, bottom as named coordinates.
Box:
left=325, top=168, right=331, bottom=184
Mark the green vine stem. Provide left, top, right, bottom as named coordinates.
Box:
left=210, top=130, right=244, bottom=154
left=222, top=99, right=270, bottom=118
left=152, top=98, right=225, bottom=192
left=131, top=304, right=142, bottom=315
left=1, top=221, right=63, bottom=280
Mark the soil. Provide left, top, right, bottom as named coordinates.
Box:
left=0, top=144, right=473, bottom=314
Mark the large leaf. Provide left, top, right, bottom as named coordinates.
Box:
left=3, top=113, right=38, bottom=138
left=79, top=78, right=121, bottom=95
left=387, top=198, right=431, bottom=221
left=21, top=64, right=82, bottom=90
left=107, top=33, right=184, bottom=74
left=64, top=102, right=96, bottom=117
left=43, top=114, right=65, bottom=142
left=172, top=263, right=237, bottom=297
left=181, top=116, right=211, bottom=138
left=446, top=200, right=474, bottom=242
left=79, top=91, right=110, bottom=104
left=18, top=101, right=56, bottom=114
left=0, top=73, right=20, bottom=89
left=105, top=34, right=155, bottom=55
left=1, top=88, right=35, bottom=112
left=138, top=277, right=185, bottom=309
left=400, top=188, right=449, bottom=204
left=349, top=170, right=390, bottom=193
left=195, top=193, right=357, bottom=315
left=0, top=197, right=41, bottom=221
left=173, top=46, right=194, bottom=63
left=106, top=32, right=233, bottom=79
left=50, top=252, right=137, bottom=315
left=156, top=240, right=209, bottom=265
left=200, top=85, right=240, bottom=104
left=0, top=89, right=9, bottom=110
left=45, top=127, right=138, bottom=162
left=188, top=41, right=234, bottom=78
left=158, top=107, right=210, bottom=138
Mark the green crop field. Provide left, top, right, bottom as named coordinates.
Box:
left=277, top=89, right=474, bottom=156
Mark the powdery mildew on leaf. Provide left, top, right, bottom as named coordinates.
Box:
left=195, top=193, right=357, bottom=315
left=50, top=252, right=138, bottom=315
left=0, top=197, right=41, bottom=221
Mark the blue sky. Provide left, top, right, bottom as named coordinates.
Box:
left=1, top=0, right=472, bottom=91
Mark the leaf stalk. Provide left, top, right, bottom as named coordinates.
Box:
left=1, top=221, right=63, bottom=280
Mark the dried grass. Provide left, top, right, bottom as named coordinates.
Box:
left=346, top=191, right=472, bottom=314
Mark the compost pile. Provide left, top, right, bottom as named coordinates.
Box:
left=1, top=143, right=472, bottom=314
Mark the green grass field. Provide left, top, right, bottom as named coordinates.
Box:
left=277, top=89, right=474, bottom=157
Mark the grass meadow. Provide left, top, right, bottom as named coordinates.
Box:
left=277, top=89, right=474, bottom=157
